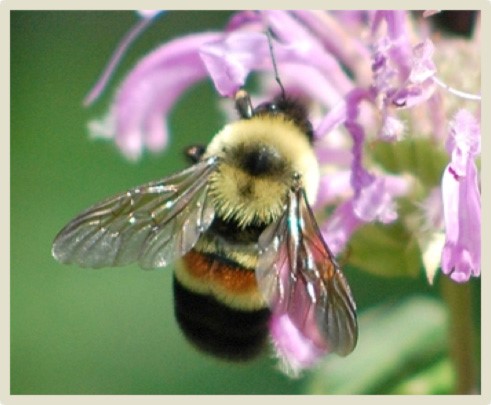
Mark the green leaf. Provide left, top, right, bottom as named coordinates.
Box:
left=306, top=296, right=448, bottom=394
left=347, top=221, right=422, bottom=278
left=389, top=358, right=455, bottom=394
left=371, top=138, right=448, bottom=188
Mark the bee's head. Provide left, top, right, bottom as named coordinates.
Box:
left=235, top=89, right=314, bottom=143
left=253, top=95, right=314, bottom=142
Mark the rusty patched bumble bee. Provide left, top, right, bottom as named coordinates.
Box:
left=52, top=83, right=358, bottom=369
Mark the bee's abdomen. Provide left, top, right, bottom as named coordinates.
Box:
left=173, top=277, right=270, bottom=361
left=173, top=221, right=271, bottom=360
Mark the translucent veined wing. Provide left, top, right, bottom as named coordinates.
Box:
left=256, top=186, right=357, bottom=356
left=52, top=156, right=218, bottom=269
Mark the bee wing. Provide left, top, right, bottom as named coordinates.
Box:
left=52, top=157, right=218, bottom=269
left=256, top=187, right=358, bottom=356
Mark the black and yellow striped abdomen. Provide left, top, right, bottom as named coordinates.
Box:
left=174, top=217, right=271, bottom=360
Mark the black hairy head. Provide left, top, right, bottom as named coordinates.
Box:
left=253, top=95, right=314, bottom=142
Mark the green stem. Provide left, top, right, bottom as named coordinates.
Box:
left=440, top=277, right=478, bottom=394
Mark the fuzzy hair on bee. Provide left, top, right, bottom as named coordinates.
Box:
left=52, top=37, right=358, bottom=371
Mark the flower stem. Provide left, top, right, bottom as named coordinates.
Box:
left=440, top=277, right=479, bottom=394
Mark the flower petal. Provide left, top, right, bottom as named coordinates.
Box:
left=270, top=313, right=327, bottom=377
left=321, top=200, right=364, bottom=256
left=293, top=10, right=372, bottom=85
left=199, top=31, right=271, bottom=96
left=225, top=10, right=262, bottom=31
left=84, top=14, right=161, bottom=106
left=440, top=109, right=481, bottom=281
left=372, top=11, right=412, bottom=78
left=90, top=33, right=221, bottom=160
left=379, top=113, right=405, bottom=141
left=409, top=40, right=436, bottom=83
left=314, top=170, right=352, bottom=209
left=265, top=10, right=354, bottom=95
left=441, top=161, right=481, bottom=282
left=446, top=109, right=481, bottom=174
left=315, top=101, right=347, bottom=140
left=353, top=177, right=398, bottom=223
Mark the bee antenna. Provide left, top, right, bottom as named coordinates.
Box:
left=266, top=29, right=286, bottom=101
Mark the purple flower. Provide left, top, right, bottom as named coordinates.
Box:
left=84, top=12, right=162, bottom=107
left=269, top=313, right=327, bottom=376
left=321, top=201, right=364, bottom=256
left=83, top=10, right=481, bottom=373
left=441, top=110, right=481, bottom=282
left=371, top=26, right=437, bottom=134
left=88, top=32, right=222, bottom=160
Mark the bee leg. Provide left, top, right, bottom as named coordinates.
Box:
left=235, top=89, right=254, bottom=119
left=184, top=145, right=206, bottom=163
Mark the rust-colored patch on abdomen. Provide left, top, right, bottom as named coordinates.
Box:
left=182, top=250, right=258, bottom=295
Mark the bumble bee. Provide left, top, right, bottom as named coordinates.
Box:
left=52, top=88, right=358, bottom=365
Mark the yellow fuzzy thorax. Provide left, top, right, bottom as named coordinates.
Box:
left=204, top=114, right=320, bottom=228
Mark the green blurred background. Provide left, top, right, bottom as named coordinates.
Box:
left=11, top=11, right=481, bottom=395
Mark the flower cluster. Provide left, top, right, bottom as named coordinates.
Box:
left=85, top=10, right=481, bottom=375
